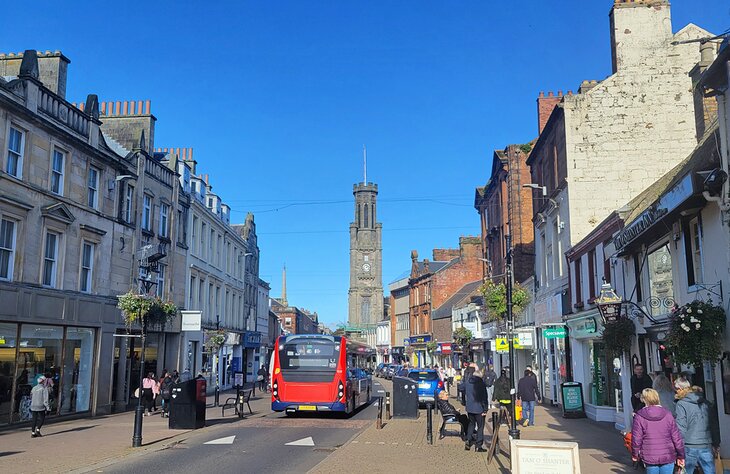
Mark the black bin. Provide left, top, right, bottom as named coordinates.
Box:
left=169, top=377, right=207, bottom=429
left=392, top=376, right=418, bottom=419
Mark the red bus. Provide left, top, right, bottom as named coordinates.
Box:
left=270, top=334, right=374, bottom=414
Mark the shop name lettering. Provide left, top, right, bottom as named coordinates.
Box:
left=614, top=207, right=667, bottom=250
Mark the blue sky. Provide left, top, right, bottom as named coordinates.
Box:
left=2, top=1, right=728, bottom=327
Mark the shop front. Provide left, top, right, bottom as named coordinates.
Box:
left=567, top=311, right=628, bottom=428
left=539, top=325, right=570, bottom=406
left=409, top=335, right=431, bottom=367
left=0, top=322, right=96, bottom=425
left=242, top=331, right=261, bottom=384
left=435, top=342, right=451, bottom=368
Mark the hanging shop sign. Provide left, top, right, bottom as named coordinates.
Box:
left=543, top=327, right=567, bottom=339
left=437, top=343, right=452, bottom=354
left=180, top=310, right=202, bottom=331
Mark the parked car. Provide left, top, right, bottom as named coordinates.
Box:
left=407, top=369, right=443, bottom=404
left=375, top=363, right=386, bottom=377
left=384, top=364, right=399, bottom=380
left=393, top=366, right=410, bottom=378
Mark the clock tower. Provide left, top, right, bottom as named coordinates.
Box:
left=348, top=179, right=383, bottom=329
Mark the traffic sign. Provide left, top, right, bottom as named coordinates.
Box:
left=543, top=327, right=566, bottom=339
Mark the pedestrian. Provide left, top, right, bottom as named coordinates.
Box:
left=483, top=364, right=497, bottom=408
left=652, top=373, right=676, bottom=418
left=631, top=388, right=685, bottom=474
left=171, top=369, right=180, bottom=384
left=631, top=363, right=654, bottom=412
left=446, top=365, right=456, bottom=391
left=517, top=369, right=541, bottom=427
left=464, top=367, right=488, bottom=452
left=142, top=372, right=156, bottom=416
left=492, top=369, right=512, bottom=425
left=674, top=378, right=720, bottom=474
left=30, top=376, right=50, bottom=438
left=159, top=370, right=174, bottom=418
left=257, top=365, right=268, bottom=392
left=436, top=390, right=469, bottom=441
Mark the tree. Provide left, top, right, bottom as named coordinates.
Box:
left=453, top=326, right=473, bottom=348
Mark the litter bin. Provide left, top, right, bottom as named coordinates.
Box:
left=169, top=377, right=207, bottom=429
left=392, top=376, right=418, bottom=419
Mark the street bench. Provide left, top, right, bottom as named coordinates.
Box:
left=222, top=389, right=253, bottom=418
left=439, top=414, right=463, bottom=440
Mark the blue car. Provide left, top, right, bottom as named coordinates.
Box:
left=407, top=369, right=443, bottom=404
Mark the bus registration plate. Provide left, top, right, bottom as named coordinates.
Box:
left=298, top=405, right=317, bottom=411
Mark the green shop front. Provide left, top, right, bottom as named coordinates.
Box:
left=566, top=310, right=629, bottom=429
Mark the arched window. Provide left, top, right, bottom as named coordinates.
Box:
left=364, top=203, right=369, bottom=228
left=357, top=204, right=361, bottom=226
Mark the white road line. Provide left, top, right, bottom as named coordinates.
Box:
left=285, top=436, right=315, bottom=446
left=204, top=435, right=236, bottom=445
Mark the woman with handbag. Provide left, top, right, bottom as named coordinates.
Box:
left=632, top=388, right=685, bottom=474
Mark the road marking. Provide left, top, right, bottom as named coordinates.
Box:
left=204, top=435, right=236, bottom=445
left=286, top=436, right=315, bottom=446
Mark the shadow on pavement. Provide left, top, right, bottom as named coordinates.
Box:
left=0, top=451, right=24, bottom=457
left=46, top=424, right=98, bottom=436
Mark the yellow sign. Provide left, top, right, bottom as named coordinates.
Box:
left=495, top=337, right=522, bottom=353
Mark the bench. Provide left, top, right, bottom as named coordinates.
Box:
left=439, top=414, right=463, bottom=440
left=222, top=389, right=253, bottom=418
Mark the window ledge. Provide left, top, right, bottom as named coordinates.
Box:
left=141, top=229, right=154, bottom=238
left=573, top=302, right=585, bottom=309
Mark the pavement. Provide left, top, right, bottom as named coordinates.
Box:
left=0, top=383, right=272, bottom=474
left=310, top=381, right=634, bottom=474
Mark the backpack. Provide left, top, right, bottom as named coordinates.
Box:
left=160, top=377, right=172, bottom=399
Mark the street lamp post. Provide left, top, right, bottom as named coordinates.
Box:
left=505, top=234, right=520, bottom=440
left=132, top=257, right=157, bottom=448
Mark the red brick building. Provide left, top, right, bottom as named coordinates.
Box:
left=407, top=237, right=483, bottom=366
left=474, top=145, right=535, bottom=284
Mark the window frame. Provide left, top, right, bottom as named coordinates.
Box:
left=42, top=231, right=60, bottom=288
left=0, top=218, right=17, bottom=281
left=684, top=217, right=704, bottom=289
left=87, top=166, right=100, bottom=209
left=124, top=184, right=135, bottom=223
left=142, top=194, right=152, bottom=231
left=156, top=264, right=166, bottom=298
left=6, top=124, right=25, bottom=179
left=79, top=240, right=95, bottom=293
left=159, top=202, right=170, bottom=238
left=50, top=147, right=66, bottom=195
left=574, top=256, right=583, bottom=306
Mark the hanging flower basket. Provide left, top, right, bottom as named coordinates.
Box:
left=204, top=330, right=228, bottom=353
left=480, top=280, right=530, bottom=322
left=426, top=341, right=438, bottom=354
left=601, top=318, right=635, bottom=357
left=667, top=300, right=726, bottom=367
left=117, top=291, right=177, bottom=329
left=453, top=326, right=473, bottom=348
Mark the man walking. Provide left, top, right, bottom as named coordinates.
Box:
left=483, top=364, right=497, bottom=408
left=517, top=369, right=541, bottom=426
left=464, top=367, right=488, bottom=452
left=630, top=364, right=653, bottom=412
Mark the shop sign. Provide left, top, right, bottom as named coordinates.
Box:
left=511, top=440, right=580, bottom=473
left=543, top=327, right=566, bottom=339
left=409, top=335, right=431, bottom=344
left=560, top=382, right=586, bottom=418
left=437, top=342, right=452, bottom=354
left=614, top=174, right=694, bottom=252
left=243, top=331, right=262, bottom=348
left=181, top=310, right=202, bottom=331
left=403, top=338, right=410, bottom=346
left=517, top=332, right=533, bottom=348
left=470, top=342, right=483, bottom=352
left=462, top=321, right=478, bottom=336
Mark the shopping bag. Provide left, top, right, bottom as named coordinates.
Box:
left=715, top=453, right=723, bottom=474
left=133, top=387, right=139, bottom=399
left=515, top=400, right=522, bottom=421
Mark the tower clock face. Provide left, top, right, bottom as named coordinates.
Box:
left=362, top=263, right=371, bottom=272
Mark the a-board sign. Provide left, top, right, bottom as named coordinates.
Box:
left=560, top=382, right=586, bottom=418
left=511, top=439, right=581, bottom=474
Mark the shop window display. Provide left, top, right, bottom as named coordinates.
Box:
left=588, top=341, right=622, bottom=408
left=61, top=327, right=94, bottom=414
left=14, top=324, right=63, bottom=422
left=0, top=323, right=18, bottom=424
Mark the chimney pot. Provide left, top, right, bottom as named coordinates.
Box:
left=548, top=91, right=554, bottom=97
left=145, top=100, right=151, bottom=115
left=115, top=101, right=121, bottom=115
left=122, top=101, right=128, bottom=115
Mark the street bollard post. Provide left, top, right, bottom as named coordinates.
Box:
left=385, top=391, right=391, bottom=420
left=426, top=402, right=433, bottom=445
left=376, top=397, right=383, bottom=429
left=214, top=385, right=220, bottom=407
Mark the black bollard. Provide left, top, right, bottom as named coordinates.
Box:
left=426, top=402, right=433, bottom=445
left=385, top=391, right=391, bottom=420
left=377, top=397, right=383, bottom=429
left=214, top=385, right=220, bottom=407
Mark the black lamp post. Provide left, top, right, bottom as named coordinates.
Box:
left=132, top=259, right=157, bottom=448
left=505, top=234, right=520, bottom=440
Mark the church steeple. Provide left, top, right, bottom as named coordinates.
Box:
left=281, top=264, right=288, bottom=307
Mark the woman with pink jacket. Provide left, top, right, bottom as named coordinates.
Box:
left=631, top=388, right=685, bottom=474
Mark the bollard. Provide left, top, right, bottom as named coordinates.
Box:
left=426, top=403, right=433, bottom=445
left=385, top=391, right=391, bottom=420
left=214, top=385, right=220, bottom=407
left=376, top=397, right=383, bottom=429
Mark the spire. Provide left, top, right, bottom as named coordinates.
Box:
left=281, top=264, right=288, bottom=307
left=363, top=144, right=367, bottom=184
